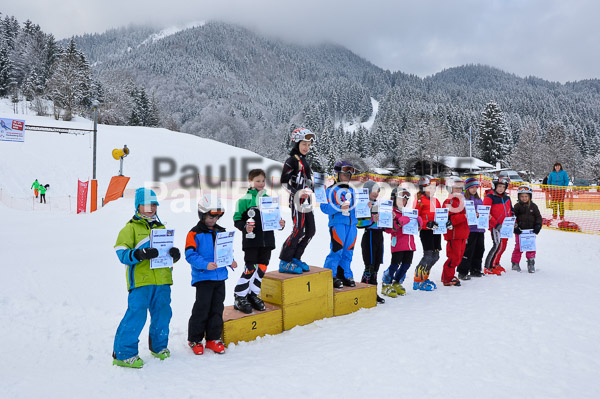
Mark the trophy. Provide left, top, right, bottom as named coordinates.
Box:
left=342, top=192, right=352, bottom=216
left=246, top=208, right=256, bottom=239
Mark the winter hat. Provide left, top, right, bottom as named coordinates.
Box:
left=363, top=180, right=380, bottom=194
left=135, top=187, right=159, bottom=211
left=464, top=177, right=480, bottom=190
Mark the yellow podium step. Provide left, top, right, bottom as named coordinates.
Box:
left=222, top=303, right=282, bottom=346
left=333, top=282, right=377, bottom=316
left=262, top=266, right=333, bottom=330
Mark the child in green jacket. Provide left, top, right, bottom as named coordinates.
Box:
left=112, top=188, right=180, bottom=368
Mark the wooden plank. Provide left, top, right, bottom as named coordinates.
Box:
left=333, top=282, right=377, bottom=317
left=222, top=303, right=283, bottom=346
left=262, top=266, right=332, bottom=306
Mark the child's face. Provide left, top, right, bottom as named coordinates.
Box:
left=369, top=190, right=379, bottom=201
left=204, top=214, right=219, bottom=228
left=251, top=175, right=266, bottom=191
left=138, top=204, right=157, bottom=217
left=299, top=141, right=311, bottom=155
left=519, top=193, right=530, bottom=203
left=339, top=172, right=351, bottom=183
left=496, top=184, right=506, bottom=194
left=452, top=186, right=463, bottom=194
left=468, top=186, right=478, bottom=195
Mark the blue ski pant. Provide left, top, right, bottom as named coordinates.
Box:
left=113, top=284, right=172, bottom=360
left=324, top=224, right=357, bottom=279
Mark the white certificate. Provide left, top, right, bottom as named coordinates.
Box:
left=402, top=208, right=419, bottom=236
left=519, top=229, right=536, bottom=252
left=434, top=208, right=449, bottom=235
left=259, top=196, right=281, bottom=231
left=214, top=231, right=235, bottom=268
left=378, top=200, right=393, bottom=228
left=150, top=229, right=175, bottom=269
left=465, top=200, right=478, bottom=226
left=356, top=188, right=371, bottom=219
left=477, top=205, right=491, bottom=230
left=313, top=173, right=328, bottom=204
left=500, top=216, right=516, bottom=239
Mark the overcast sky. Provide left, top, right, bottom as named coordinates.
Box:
left=4, top=0, right=598, bottom=82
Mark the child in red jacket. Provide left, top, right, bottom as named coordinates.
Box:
left=382, top=188, right=423, bottom=297
left=441, top=177, right=469, bottom=286
left=483, top=176, right=514, bottom=275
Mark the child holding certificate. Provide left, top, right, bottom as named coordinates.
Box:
left=112, top=188, right=181, bottom=368
left=413, top=176, right=442, bottom=291
left=233, top=169, right=285, bottom=314
left=382, top=188, right=423, bottom=297
left=457, top=177, right=486, bottom=279
left=357, top=181, right=385, bottom=304
left=185, top=194, right=238, bottom=355
left=483, top=176, right=514, bottom=276
left=511, top=185, right=542, bottom=273
left=441, top=177, right=469, bottom=287
left=321, top=160, right=358, bottom=289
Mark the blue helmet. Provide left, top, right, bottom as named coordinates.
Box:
left=135, top=187, right=159, bottom=211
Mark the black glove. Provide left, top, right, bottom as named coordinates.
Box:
left=446, top=220, right=453, bottom=230
left=134, top=247, right=159, bottom=261
left=169, top=247, right=181, bottom=263
left=533, top=224, right=542, bottom=234
left=514, top=226, right=522, bottom=235
left=426, top=221, right=439, bottom=230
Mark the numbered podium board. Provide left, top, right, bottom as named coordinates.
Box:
left=261, top=266, right=334, bottom=330
left=333, top=282, right=377, bottom=317
left=222, top=303, right=282, bottom=346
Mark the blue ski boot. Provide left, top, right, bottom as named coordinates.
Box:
left=292, top=258, right=310, bottom=272
left=279, top=259, right=302, bottom=274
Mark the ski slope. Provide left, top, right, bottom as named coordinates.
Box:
left=1, top=101, right=600, bottom=399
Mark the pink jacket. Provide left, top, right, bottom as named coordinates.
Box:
left=385, top=208, right=423, bottom=252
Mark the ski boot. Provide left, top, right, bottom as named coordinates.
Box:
left=422, top=279, right=437, bottom=290
left=376, top=295, right=385, bottom=304
left=150, top=348, right=170, bottom=360
left=113, top=355, right=144, bottom=368
left=234, top=295, right=253, bottom=314
left=391, top=281, right=406, bottom=296
left=527, top=258, right=536, bottom=273
left=342, top=276, right=356, bottom=287
left=470, top=270, right=484, bottom=277
left=485, top=266, right=503, bottom=276
left=496, top=265, right=506, bottom=274
left=205, top=340, right=226, bottom=354
left=292, top=258, right=310, bottom=272
left=457, top=273, right=471, bottom=280
left=279, top=259, right=302, bottom=274
left=443, top=277, right=461, bottom=287
left=188, top=341, right=204, bottom=355
left=247, top=292, right=266, bottom=311
left=333, top=277, right=344, bottom=289
left=512, top=262, right=521, bottom=272
left=381, top=283, right=398, bottom=298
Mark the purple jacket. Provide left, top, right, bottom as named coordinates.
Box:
left=469, top=197, right=486, bottom=233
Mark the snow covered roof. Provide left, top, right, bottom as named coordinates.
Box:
left=371, top=167, right=392, bottom=175
left=437, top=156, right=493, bottom=170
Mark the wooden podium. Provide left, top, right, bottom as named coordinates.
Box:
left=222, top=302, right=282, bottom=346
left=261, top=266, right=334, bottom=330
left=332, top=282, right=377, bottom=316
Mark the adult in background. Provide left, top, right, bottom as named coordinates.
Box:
left=547, top=162, right=569, bottom=220
left=31, top=179, right=40, bottom=198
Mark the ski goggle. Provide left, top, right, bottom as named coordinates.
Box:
left=291, top=128, right=316, bottom=142
left=207, top=210, right=224, bottom=217
left=517, top=186, right=532, bottom=194
left=400, top=193, right=411, bottom=199
left=339, top=166, right=355, bottom=174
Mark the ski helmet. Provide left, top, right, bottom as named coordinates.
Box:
left=445, top=176, right=465, bottom=194
left=492, top=176, right=510, bottom=191
left=391, top=187, right=411, bottom=206
left=290, top=128, right=316, bottom=143
left=198, top=194, right=224, bottom=220
left=517, top=185, right=533, bottom=201
left=334, top=160, right=356, bottom=175
left=363, top=180, right=380, bottom=194
left=418, top=176, right=430, bottom=191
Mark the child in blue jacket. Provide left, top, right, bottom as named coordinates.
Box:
left=321, top=160, right=358, bottom=289
left=185, top=195, right=237, bottom=355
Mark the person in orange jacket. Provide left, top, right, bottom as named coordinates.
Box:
left=441, top=177, right=469, bottom=286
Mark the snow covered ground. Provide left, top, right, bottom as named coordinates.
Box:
left=1, top=101, right=600, bottom=398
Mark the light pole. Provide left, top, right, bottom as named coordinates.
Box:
left=91, top=100, right=99, bottom=212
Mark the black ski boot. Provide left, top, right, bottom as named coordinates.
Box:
left=247, top=292, right=266, bottom=311
left=333, top=278, right=344, bottom=289
left=527, top=258, right=535, bottom=273
left=234, top=295, right=253, bottom=314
